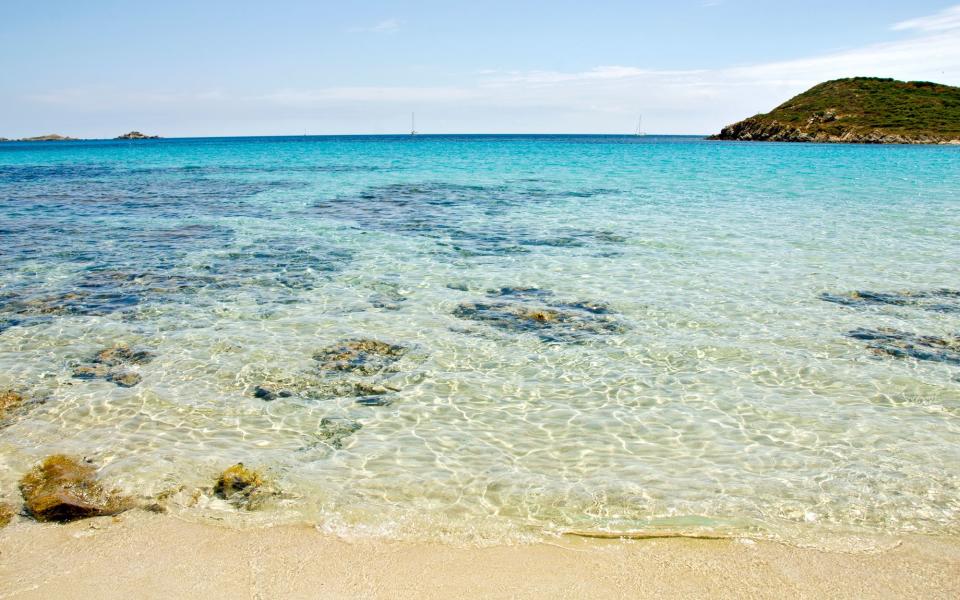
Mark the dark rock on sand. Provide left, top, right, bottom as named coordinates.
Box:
left=253, top=385, right=293, bottom=401
left=313, top=339, right=407, bottom=375
left=847, top=328, right=960, bottom=366
left=19, top=455, right=132, bottom=522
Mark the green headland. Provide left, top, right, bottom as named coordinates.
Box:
left=711, top=77, right=960, bottom=144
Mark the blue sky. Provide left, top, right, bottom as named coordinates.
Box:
left=2, top=1, right=960, bottom=136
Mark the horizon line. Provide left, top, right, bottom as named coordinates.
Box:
left=2, top=132, right=711, bottom=141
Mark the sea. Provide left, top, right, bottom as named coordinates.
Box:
left=0, top=134, right=958, bottom=548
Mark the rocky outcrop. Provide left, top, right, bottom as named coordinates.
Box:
left=115, top=131, right=160, bottom=140
left=19, top=455, right=132, bottom=522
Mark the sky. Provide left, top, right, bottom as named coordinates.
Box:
left=2, top=0, right=960, bottom=137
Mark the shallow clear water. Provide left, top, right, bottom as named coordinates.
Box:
left=1, top=135, right=958, bottom=547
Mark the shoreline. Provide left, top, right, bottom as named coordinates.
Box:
left=0, top=511, right=958, bottom=599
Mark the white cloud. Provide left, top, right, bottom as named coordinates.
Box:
left=892, top=4, right=960, bottom=32
left=348, top=18, right=401, bottom=33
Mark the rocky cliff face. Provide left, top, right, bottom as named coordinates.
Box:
left=711, top=117, right=958, bottom=144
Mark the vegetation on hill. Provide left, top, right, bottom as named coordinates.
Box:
left=711, top=77, right=960, bottom=143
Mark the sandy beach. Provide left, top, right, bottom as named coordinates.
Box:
left=0, top=511, right=957, bottom=599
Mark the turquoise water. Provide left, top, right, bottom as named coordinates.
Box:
left=0, top=135, right=958, bottom=546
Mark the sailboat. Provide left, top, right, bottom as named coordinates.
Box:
left=410, top=112, right=417, bottom=136
left=634, top=115, right=646, bottom=136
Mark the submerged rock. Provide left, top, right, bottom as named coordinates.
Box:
left=19, top=455, right=132, bottom=522
left=213, top=463, right=264, bottom=504
left=71, top=344, right=154, bottom=387
left=488, top=286, right=555, bottom=301
left=0, top=390, right=25, bottom=420
left=847, top=328, right=960, bottom=366
left=106, top=370, right=142, bottom=388
left=355, top=396, right=393, bottom=407
left=250, top=340, right=413, bottom=409
left=94, top=344, right=155, bottom=366
left=820, top=289, right=960, bottom=313
left=313, top=339, right=407, bottom=375
left=314, top=182, right=620, bottom=256
left=453, top=299, right=625, bottom=342
left=72, top=364, right=110, bottom=379
left=344, top=381, right=396, bottom=396
left=253, top=385, right=293, bottom=401
left=314, top=418, right=362, bottom=449
left=0, top=287, right=143, bottom=319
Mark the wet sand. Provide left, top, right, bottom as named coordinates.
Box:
left=0, top=511, right=957, bottom=599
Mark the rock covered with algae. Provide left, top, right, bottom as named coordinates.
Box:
left=0, top=503, right=15, bottom=527
left=19, top=455, right=132, bottom=522
left=214, top=463, right=271, bottom=508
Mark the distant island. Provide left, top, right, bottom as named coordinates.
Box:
left=16, top=134, right=79, bottom=142
left=0, top=132, right=161, bottom=142
left=115, top=131, right=160, bottom=140
left=711, top=77, right=960, bottom=144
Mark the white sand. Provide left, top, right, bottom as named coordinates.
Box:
left=0, top=511, right=958, bottom=599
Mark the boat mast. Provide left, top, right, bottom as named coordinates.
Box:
left=411, top=112, right=417, bottom=136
